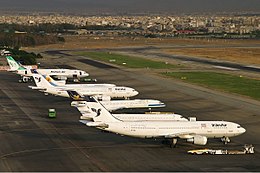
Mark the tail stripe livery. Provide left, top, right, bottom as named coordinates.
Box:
left=32, top=74, right=56, bottom=88
left=6, top=56, right=26, bottom=71
left=87, top=96, right=121, bottom=123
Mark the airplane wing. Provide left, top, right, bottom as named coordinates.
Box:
left=28, top=86, right=47, bottom=91
left=79, top=120, right=92, bottom=124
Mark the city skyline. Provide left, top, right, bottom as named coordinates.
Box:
left=0, top=0, right=259, bottom=15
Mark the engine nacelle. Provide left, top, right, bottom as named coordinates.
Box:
left=56, top=76, right=67, bottom=81
left=22, top=76, right=30, bottom=83
left=187, top=135, right=207, bottom=145
left=98, top=95, right=111, bottom=101
left=54, top=80, right=66, bottom=86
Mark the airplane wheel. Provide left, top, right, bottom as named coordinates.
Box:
left=170, top=138, right=177, bottom=148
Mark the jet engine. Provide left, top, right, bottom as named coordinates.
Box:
left=98, top=95, right=111, bottom=101
left=55, top=76, right=67, bottom=80
left=21, top=76, right=31, bottom=83
left=187, top=135, right=207, bottom=145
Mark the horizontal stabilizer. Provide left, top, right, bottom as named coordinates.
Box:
left=79, top=120, right=108, bottom=128
left=28, top=86, right=46, bottom=90
left=80, top=115, right=93, bottom=120
left=79, top=120, right=92, bottom=124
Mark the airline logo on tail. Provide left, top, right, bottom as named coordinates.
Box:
left=90, top=108, right=102, bottom=117
left=42, top=75, right=58, bottom=87
left=35, top=76, right=42, bottom=83
left=67, top=90, right=85, bottom=101
left=45, top=76, right=52, bottom=82
left=6, top=56, right=26, bottom=71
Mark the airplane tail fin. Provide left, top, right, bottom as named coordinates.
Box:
left=45, top=75, right=66, bottom=86
left=71, top=100, right=97, bottom=120
left=32, top=74, right=55, bottom=89
left=67, top=90, right=85, bottom=101
left=83, top=96, right=120, bottom=123
left=6, top=56, right=26, bottom=71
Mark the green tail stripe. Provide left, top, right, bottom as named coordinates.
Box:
left=6, top=56, right=15, bottom=61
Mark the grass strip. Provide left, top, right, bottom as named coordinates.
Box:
left=162, top=71, right=260, bottom=100
left=76, top=51, right=180, bottom=69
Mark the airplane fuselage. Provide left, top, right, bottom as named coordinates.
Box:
left=80, top=112, right=188, bottom=122
left=99, top=120, right=245, bottom=139
left=17, top=68, right=89, bottom=79
left=71, top=99, right=165, bottom=111
left=45, top=85, right=138, bottom=99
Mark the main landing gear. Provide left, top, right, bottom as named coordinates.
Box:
left=221, top=136, right=230, bottom=144
left=170, top=138, right=178, bottom=148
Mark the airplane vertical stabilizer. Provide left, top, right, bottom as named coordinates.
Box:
left=6, top=56, right=26, bottom=71
left=86, top=97, right=121, bottom=123
left=32, top=74, right=56, bottom=88
left=43, top=75, right=66, bottom=86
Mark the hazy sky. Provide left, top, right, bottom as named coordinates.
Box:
left=0, top=0, right=259, bottom=14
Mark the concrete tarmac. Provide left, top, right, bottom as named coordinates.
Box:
left=0, top=54, right=260, bottom=171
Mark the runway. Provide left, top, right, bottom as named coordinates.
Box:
left=46, top=44, right=260, bottom=72
left=0, top=52, right=260, bottom=171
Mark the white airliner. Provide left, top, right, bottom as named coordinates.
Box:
left=71, top=99, right=166, bottom=112
left=69, top=90, right=165, bottom=111
left=80, top=96, right=246, bottom=147
left=6, top=56, right=89, bottom=82
left=69, top=94, right=186, bottom=122
left=31, top=74, right=139, bottom=100
left=44, top=74, right=116, bottom=87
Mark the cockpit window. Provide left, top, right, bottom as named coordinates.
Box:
left=237, top=126, right=241, bottom=128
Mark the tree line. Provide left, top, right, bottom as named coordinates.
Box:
left=1, top=47, right=42, bottom=65
left=0, top=33, right=64, bottom=48
left=0, top=23, right=68, bottom=48
left=0, top=23, right=76, bottom=34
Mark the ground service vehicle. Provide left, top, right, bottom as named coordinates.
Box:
left=187, top=144, right=254, bottom=155
left=48, top=109, right=56, bottom=118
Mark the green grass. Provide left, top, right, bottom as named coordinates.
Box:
left=76, top=52, right=180, bottom=69
left=162, top=72, right=260, bottom=100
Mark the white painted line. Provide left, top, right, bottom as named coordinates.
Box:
left=213, top=66, right=239, bottom=71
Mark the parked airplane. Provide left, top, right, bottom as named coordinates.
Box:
left=70, top=94, right=186, bottom=122
left=6, top=56, right=89, bottom=82
left=0, top=49, right=11, bottom=56
left=31, top=74, right=139, bottom=100
left=69, top=91, right=185, bottom=122
left=71, top=99, right=166, bottom=112
left=80, top=96, right=246, bottom=147
left=69, top=90, right=165, bottom=111
left=45, top=74, right=116, bottom=87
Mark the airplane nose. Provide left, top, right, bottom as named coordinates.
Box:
left=160, top=102, right=166, bottom=107
left=241, top=127, right=246, bottom=134
left=134, top=90, right=139, bottom=96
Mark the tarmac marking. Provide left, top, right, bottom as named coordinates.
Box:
left=2, top=158, right=12, bottom=172
left=0, top=144, right=160, bottom=159
left=213, top=65, right=238, bottom=71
